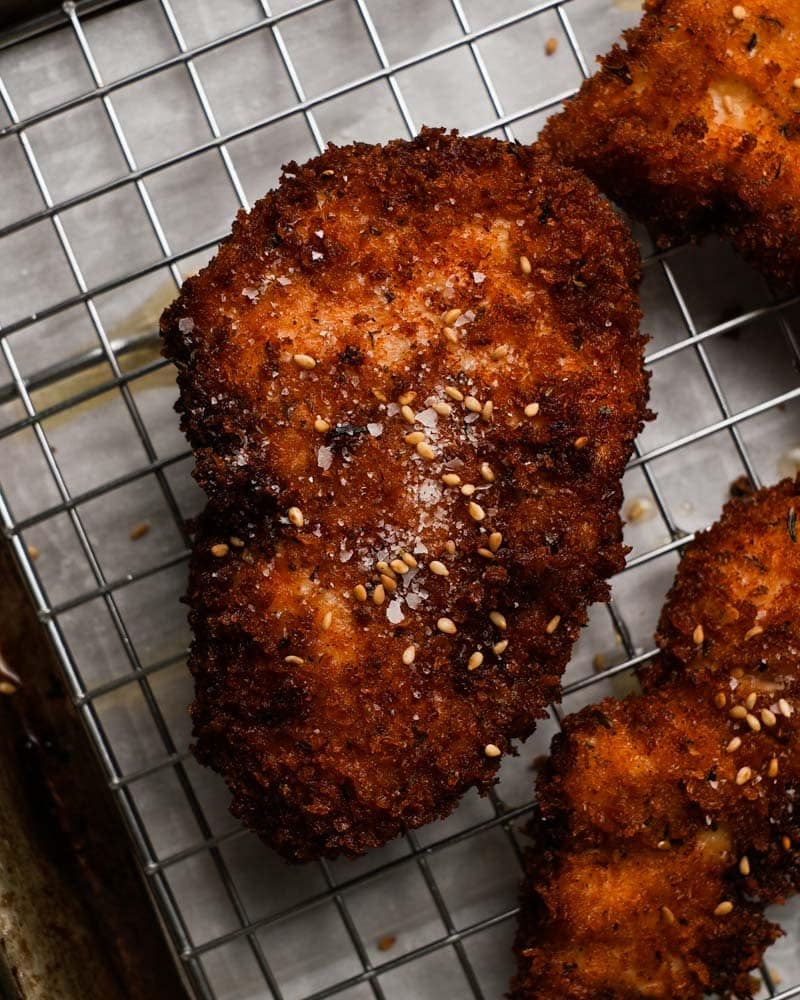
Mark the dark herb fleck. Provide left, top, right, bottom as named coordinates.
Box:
left=590, top=709, right=613, bottom=730
left=788, top=506, right=797, bottom=542
left=746, top=32, right=758, bottom=52
left=339, top=345, right=364, bottom=366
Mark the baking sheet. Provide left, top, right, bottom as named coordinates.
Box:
left=1, top=0, right=800, bottom=997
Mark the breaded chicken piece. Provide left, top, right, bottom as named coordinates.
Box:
left=160, top=129, right=649, bottom=861
left=539, top=0, right=800, bottom=289
left=513, top=478, right=800, bottom=999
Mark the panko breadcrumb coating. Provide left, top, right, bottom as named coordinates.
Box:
left=539, top=0, right=800, bottom=290
left=160, top=129, right=649, bottom=861
left=513, top=478, right=800, bottom=999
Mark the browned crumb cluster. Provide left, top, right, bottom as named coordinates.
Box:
left=539, top=0, right=800, bottom=290
left=160, top=128, right=649, bottom=861
left=513, top=477, right=800, bottom=1000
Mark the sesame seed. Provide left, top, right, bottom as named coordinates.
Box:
left=461, top=484, right=477, bottom=496
left=416, top=441, right=436, bottom=460
left=714, top=692, right=727, bottom=709
left=519, top=255, right=532, bottom=275
left=402, top=645, right=416, bottom=665
left=544, top=35, right=558, bottom=56
left=321, top=610, right=333, bottom=631
left=782, top=835, right=792, bottom=850
left=731, top=4, right=746, bottom=19
left=794, top=78, right=800, bottom=90
left=714, top=901, right=734, bottom=916
left=229, top=536, right=245, bottom=548
left=443, top=308, right=462, bottom=326
left=490, top=611, right=507, bottom=631
left=481, top=400, right=494, bottom=421
left=373, top=584, right=386, bottom=606
left=693, top=624, right=705, bottom=645
left=735, top=766, right=753, bottom=785
left=293, top=353, right=316, bottom=370
left=285, top=655, right=305, bottom=664
left=443, top=327, right=459, bottom=344
left=372, top=388, right=388, bottom=403
left=376, top=561, right=395, bottom=577
left=744, top=692, right=757, bottom=710
left=761, top=708, right=777, bottom=727
left=405, top=431, right=426, bottom=445
left=401, top=404, right=416, bottom=425
left=484, top=743, right=502, bottom=758
left=480, top=462, right=495, bottom=482
left=745, top=713, right=761, bottom=732
left=211, top=543, right=229, bottom=558
left=744, top=625, right=763, bottom=640
left=465, top=396, right=482, bottom=413
left=442, top=473, right=462, bottom=486
left=491, top=345, right=509, bottom=361
left=288, top=506, right=304, bottom=528
left=489, top=531, right=503, bottom=552
left=574, top=436, right=589, bottom=449
left=729, top=705, right=747, bottom=719
left=354, top=584, right=368, bottom=602
left=477, top=548, right=495, bottom=560
left=432, top=401, right=452, bottom=416
left=0, top=682, right=16, bottom=696
left=524, top=402, right=540, bottom=417
left=546, top=615, right=561, bottom=635
left=778, top=698, right=793, bottom=717
left=314, top=416, right=330, bottom=432
left=445, top=540, right=456, bottom=554
left=445, top=386, right=464, bottom=401
left=26, top=545, right=39, bottom=560
left=430, top=560, right=449, bottom=576
left=739, top=856, right=751, bottom=876
left=390, top=559, right=410, bottom=575
left=493, top=639, right=509, bottom=655
left=768, top=757, right=779, bottom=778
left=468, top=651, right=484, bottom=671
left=661, top=906, right=675, bottom=925
left=726, top=737, right=742, bottom=753
left=398, top=391, right=416, bottom=405
left=401, top=551, right=418, bottom=568
left=656, top=840, right=670, bottom=851
left=625, top=496, right=655, bottom=524
left=437, top=617, right=457, bottom=635
left=469, top=501, right=486, bottom=522
left=380, top=574, right=398, bottom=593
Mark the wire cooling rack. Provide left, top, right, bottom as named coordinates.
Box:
left=2, top=1, right=800, bottom=997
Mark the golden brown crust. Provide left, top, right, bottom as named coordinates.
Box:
left=160, top=129, right=648, bottom=861
left=513, top=478, right=800, bottom=999
left=539, top=0, right=800, bottom=289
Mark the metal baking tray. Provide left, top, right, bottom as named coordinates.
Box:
left=1, top=1, right=800, bottom=997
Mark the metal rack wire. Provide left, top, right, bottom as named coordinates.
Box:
left=1, top=1, right=800, bottom=997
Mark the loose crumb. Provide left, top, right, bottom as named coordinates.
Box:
left=129, top=521, right=151, bottom=541
left=544, top=36, right=558, bottom=56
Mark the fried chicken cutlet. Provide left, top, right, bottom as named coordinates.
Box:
left=539, top=0, right=800, bottom=290
left=160, top=129, right=649, bottom=861
left=512, top=477, right=800, bottom=999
